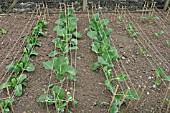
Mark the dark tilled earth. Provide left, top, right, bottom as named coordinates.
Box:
left=0, top=12, right=169, bottom=113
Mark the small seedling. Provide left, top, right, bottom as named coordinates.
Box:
left=126, top=22, right=138, bottom=37
left=32, top=20, right=48, bottom=36
left=6, top=55, right=35, bottom=74
left=110, top=99, right=120, bottom=113
left=43, top=57, right=77, bottom=81
left=37, top=85, right=66, bottom=112
left=117, top=15, right=122, bottom=23
left=154, top=31, right=164, bottom=37
left=24, top=36, right=41, bottom=47
left=97, top=101, right=109, bottom=107
left=153, top=67, right=164, bottom=88
left=166, top=40, right=170, bottom=47
left=141, top=15, right=159, bottom=22
left=0, top=28, right=8, bottom=35
left=113, top=74, right=129, bottom=82
left=37, top=85, right=78, bottom=112
left=0, top=98, right=14, bottom=113
left=153, top=16, right=160, bottom=20
left=167, top=97, right=170, bottom=103
left=162, top=75, right=170, bottom=81
left=0, top=74, right=27, bottom=96
left=21, top=45, right=38, bottom=56
left=141, top=16, right=148, bottom=20
left=149, top=15, right=160, bottom=21
left=152, top=68, right=170, bottom=88
left=140, top=48, right=147, bottom=55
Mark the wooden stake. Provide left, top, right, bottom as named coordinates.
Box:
left=44, top=87, right=50, bottom=113
left=124, top=85, right=140, bottom=113
left=39, top=6, right=42, bottom=19
left=91, top=2, right=94, bottom=14
left=166, top=8, right=170, bottom=20
left=70, top=87, right=75, bottom=109
left=53, top=93, right=58, bottom=113
left=59, top=3, right=62, bottom=12
left=65, top=89, right=69, bottom=113
left=166, top=100, right=170, bottom=113
left=83, top=0, right=87, bottom=11
left=45, top=101, right=49, bottom=113
left=108, top=85, right=119, bottom=113
left=94, top=4, right=97, bottom=11
left=163, top=0, right=170, bottom=11
left=72, top=2, right=74, bottom=10
left=36, top=4, right=38, bottom=14
left=114, top=4, right=117, bottom=13
left=141, top=2, right=146, bottom=19
left=148, top=2, right=153, bottom=17
left=6, top=87, right=14, bottom=113
left=42, top=2, right=46, bottom=20
left=46, top=2, right=49, bottom=17
left=119, top=87, right=130, bottom=108
left=132, top=86, right=146, bottom=113
left=0, top=104, right=4, bottom=113
left=159, top=83, right=170, bottom=113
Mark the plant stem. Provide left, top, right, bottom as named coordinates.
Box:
left=53, top=92, right=58, bottom=113
left=108, top=85, right=119, bottom=113
left=159, top=83, right=170, bottom=113
left=119, top=87, right=130, bottom=108
left=6, top=87, right=14, bottom=113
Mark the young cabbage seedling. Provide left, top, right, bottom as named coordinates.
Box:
left=24, top=36, right=41, bottom=47
left=32, top=20, right=48, bottom=37
left=0, top=74, right=27, bottom=96
left=43, top=57, right=77, bottom=81
left=21, top=44, right=39, bottom=56
left=97, top=101, right=109, bottom=107
left=167, top=97, right=170, bottom=103
left=166, top=40, right=170, bottom=47
left=117, top=15, right=122, bottom=23
left=6, top=55, right=35, bottom=74
left=141, top=15, right=159, bottom=22
left=153, top=67, right=170, bottom=88
left=0, top=98, right=14, bottom=113
left=37, top=85, right=78, bottom=112
left=126, top=22, right=138, bottom=37
left=140, top=48, right=147, bottom=56
left=153, top=67, right=164, bottom=88
left=154, top=31, right=164, bottom=37
left=0, top=28, right=8, bottom=35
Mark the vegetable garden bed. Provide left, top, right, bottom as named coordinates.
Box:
left=0, top=5, right=170, bottom=113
